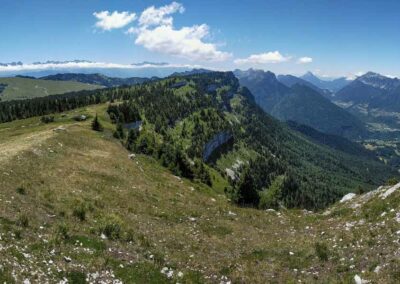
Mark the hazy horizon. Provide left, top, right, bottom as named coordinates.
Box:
left=1, top=0, right=399, bottom=78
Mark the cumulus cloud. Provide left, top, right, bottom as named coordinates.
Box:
left=134, top=24, right=230, bottom=61
left=139, top=2, right=184, bottom=27
left=234, top=51, right=290, bottom=65
left=297, top=57, right=313, bottom=64
left=108, top=2, right=231, bottom=61
left=93, top=11, right=136, bottom=31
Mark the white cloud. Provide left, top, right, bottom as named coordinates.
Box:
left=122, top=2, right=230, bottom=61
left=134, top=24, right=231, bottom=61
left=234, top=51, right=290, bottom=65
left=346, top=71, right=366, bottom=80
left=93, top=11, right=136, bottom=31
left=297, top=57, right=313, bottom=64
left=0, top=61, right=199, bottom=73
left=139, top=2, right=184, bottom=27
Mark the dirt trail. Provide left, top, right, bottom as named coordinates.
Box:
left=0, top=130, right=54, bottom=163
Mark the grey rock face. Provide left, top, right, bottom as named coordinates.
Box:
left=203, top=132, right=232, bottom=161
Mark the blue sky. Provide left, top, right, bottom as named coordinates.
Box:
left=1, top=0, right=399, bottom=77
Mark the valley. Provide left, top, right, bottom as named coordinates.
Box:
left=2, top=1, right=400, bottom=283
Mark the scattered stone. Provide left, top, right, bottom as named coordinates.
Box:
left=53, top=126, right=66, bottom=132
left=73, top=114, right=87, bottom=121
left=340, top=193, right=356, bottom=203
left=354, top=274, right=369, bottom=284
left=395, top=212, right=400, bottom=223
left=380, top=182, right=400, bottom=199
left=225, top=168, right=236, bottom=180
left=374, top=266, right=381, bottom=273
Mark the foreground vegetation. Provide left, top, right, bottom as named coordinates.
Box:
left=0, top=72, right=396, bottom=210
left=0, top=105, right=399, bottom=283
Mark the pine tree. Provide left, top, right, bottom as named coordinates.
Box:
left=126, top=129, right=139, bottom=151
left=236, top=166, right=260, bottom=206
left=114, top=122, right=125, bottom=139
left=91, top=114, right=103, bottom=132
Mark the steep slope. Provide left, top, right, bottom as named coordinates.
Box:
left=0, top=77, right=101, bottom=101
left=0, top=72, right=394, bottom=210
left=40, top=73, right=150, bottom=88
left=277, top=74, right=328, bottom=96
left=335, top=72, right=400, bottom=105
left=271, top=84, right=366, bottom=138
left=336, top=79, right=386, bottom=104
left=234, top=69, right=291, bottom=113
left=358, top=72, right=400, bottom=90
left=0, top=108, right=399, bottom=283
left=373, top=84, right=400, bottom=111
left=235, top=69, right=366, bottom=139
left=301, top=71, right=350, bottom=92
left=287, top=121, right=374, bottom=157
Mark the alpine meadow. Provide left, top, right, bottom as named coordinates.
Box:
left=1, top=1, right=400, bottom=283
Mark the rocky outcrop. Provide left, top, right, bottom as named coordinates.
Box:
left=124, top=120, right=142, bottom=130
left=202, top=132, right=232, bottom=161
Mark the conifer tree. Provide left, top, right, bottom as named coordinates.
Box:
left=92, top=114, right=103, bottom=132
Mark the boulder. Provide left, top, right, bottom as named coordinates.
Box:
left=340, top=193, right=356, bottom=203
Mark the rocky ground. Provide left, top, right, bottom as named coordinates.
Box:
left=0, top=104, right=399, bottom=283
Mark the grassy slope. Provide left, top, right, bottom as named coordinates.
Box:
left=0, top=77, right=101, bottom=101
left=0, top=105, right=399, bottom=283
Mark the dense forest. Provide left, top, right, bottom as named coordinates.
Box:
left=0, top=72, right=396, bottom=209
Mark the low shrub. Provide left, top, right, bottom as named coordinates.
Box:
left=315, top=242, right=329, bottom=261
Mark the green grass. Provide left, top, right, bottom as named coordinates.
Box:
left=0, top=77, right=101, bottom=101
left=114, top=263, right=171, bottom=284
left=0, top=103, right=399, bottom=283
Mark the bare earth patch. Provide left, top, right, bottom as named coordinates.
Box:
left=0, top=129, right=54, bottom=163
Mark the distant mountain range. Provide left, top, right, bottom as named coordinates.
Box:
left=336, top=72, right=400, bottom=108
left=0, top=60, right=193, bottom=78
left=234, top=69, right=291, bottom=113
left=234, top=69, right=366, bottom=139
left=0, top=60, right=171, bottom=67
left=40, top=73, right=150, bottom=88
left=131, top=61, right=169, bottom=66
left=0, top=61, right=23, bottom=67
left=301, top=71, right=350, bottom=92
left=277, top=74, right=332, bottom=98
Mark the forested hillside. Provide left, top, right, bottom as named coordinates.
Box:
left=40, top=73, right=150, bottom=88
left=1, top=72, right=395, bottom=210
left=1, top=103, right=399, bottom=283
